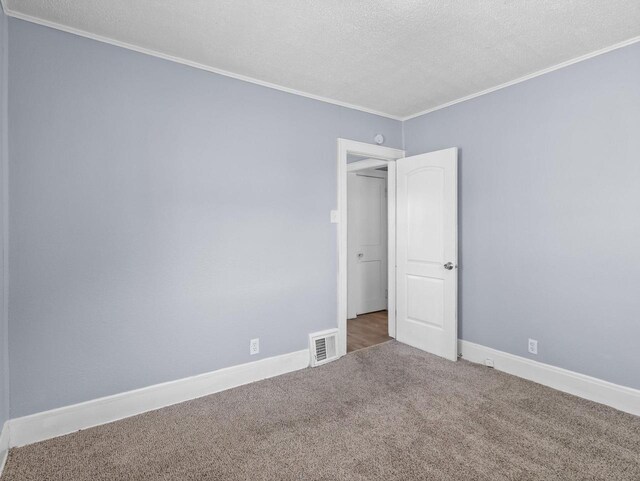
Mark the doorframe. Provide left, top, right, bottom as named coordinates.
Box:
left=337, top=139, right=405, bottom=357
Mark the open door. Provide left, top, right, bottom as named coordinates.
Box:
left=395, top=148, right=458, bottom=361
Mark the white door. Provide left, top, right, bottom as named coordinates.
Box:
left=347, top=172, right=388, bottom=316
left=396, top=148, right=458, bottom=361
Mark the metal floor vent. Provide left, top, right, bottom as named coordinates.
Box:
left=309, top=329, right=338, bottom=367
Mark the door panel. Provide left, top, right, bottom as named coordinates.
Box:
left=359, top=177, right=382, bottom=245
left=348, top=173, right=388, bottom=316
left=407, top=168, right=444, bottom=263
left=396, top=148, right=457, bottom=361
left=406, top=275, right=444, bottom=328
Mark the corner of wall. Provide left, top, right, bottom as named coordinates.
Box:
left=1, top=2, right=9, bottom=437
left=0, top=6, right=9, bottom=474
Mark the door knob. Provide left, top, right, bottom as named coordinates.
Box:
left=444, top=262, right=456, bottom=270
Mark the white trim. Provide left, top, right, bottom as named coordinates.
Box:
left=402, top=35, right=640, bottom=121
left=337, top=139, right=404, bottom=357
left=0, top=7, right=401, bottom=121
left=8, top=349, right=309, bottom=448
left=0, top=421, right=8, bottom=476
left=459, top=340, right=640, bottom=417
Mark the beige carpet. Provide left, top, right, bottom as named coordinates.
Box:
left=3, top=341, right=639, bottom=480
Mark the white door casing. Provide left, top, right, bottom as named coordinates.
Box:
left=348, top=172, right=388, bottom=316
left=395, top=148, right=458, bottom=361
left=337, top=139, right=404, bottom=357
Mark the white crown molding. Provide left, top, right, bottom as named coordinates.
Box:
left=0, top=6, right=403, bottom=121
left=459, top=340, right=640, bottom=417
left=402, top=35, right=640, bottom=121
left=8, top=348, right=310, bottom=448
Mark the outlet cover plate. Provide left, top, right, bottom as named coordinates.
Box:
left=250, top=338, right=259, bottom=355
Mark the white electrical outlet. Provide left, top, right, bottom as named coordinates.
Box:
left=528, top=338, right=538, bottom=355
left=250, top=338, right=259, bottom=355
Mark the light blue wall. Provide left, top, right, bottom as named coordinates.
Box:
left=404, top=42, right=640, bottom=389
left=0, top=9, right=8, bottom=431
left=6, top=14, right=639, bottom=419
left=7, top=18, right=402, bottom=417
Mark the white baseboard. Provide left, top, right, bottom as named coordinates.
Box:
left=9, top=349, right=310, bottom=448
left=0, top=421, right=9, bottom=476
left=459, top=340, right=640, bottom=417
left=7, top=342, right=637, bottom=451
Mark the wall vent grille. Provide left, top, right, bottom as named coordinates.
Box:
left=309, top=329, right=339, bottom=367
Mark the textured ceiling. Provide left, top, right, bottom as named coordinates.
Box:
left=4, top=0, right=640, bottom=118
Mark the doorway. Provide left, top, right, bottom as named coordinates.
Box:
left=347, top=164, right=391, bottom=352
left=337, top=139, right=459, bottom=361
left=337, top=140, right=403, bottom=356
